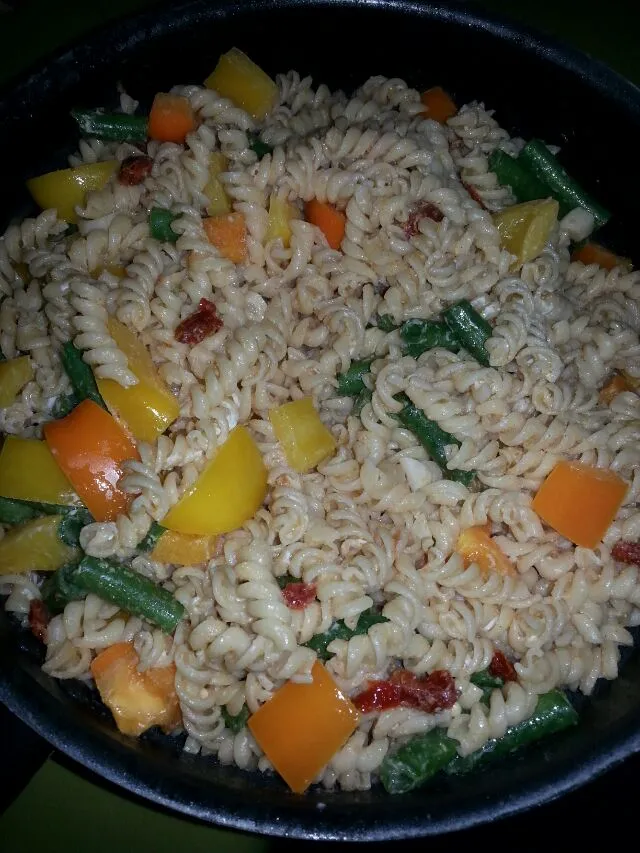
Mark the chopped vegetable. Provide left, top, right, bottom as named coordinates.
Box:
left=0, top=355, right=34, bottom=406
left=489, top=650, right=517, bottom=683
left=91, top=643, right=181, bottom=736
left=281, top=581, right=317, bottom=610
left=174, top=298, right=222, bottom=345
left=0, top=436, right=79, bottom=507
left=0, top=496, right=41, bottom=525
left=43, top=399, right=140, bottom=523
left=518, top=140, right=610, bottom=227
left=352, top=669, right=457, bottom=715
left=455, top=526, right=516, bottom=577
left=150, top=529, right=218, bottom=566
left=304, top=608, right=389, bottom=661
left=265, top=194, right=297, bottom=247
left=41, top=562, right=87, bottom=614
left=400, top=319, right=459, bottom=358
left=420, top=86, right=457, bottom=123
left=138, top=521, right=166, bottom=553
left=0, top=495, right=90, bottom=528
left=611, top=541, right=640, bottom=565
left=492, top=198, right=559, bottom=268
left=204, top=152, right=231, bottom=217
left=118, top=155, right=153, bottom=186
left=162, top=426, right=267, bottom=536
left=60, top=341, right=106, bottom=409
left=304, top=199, right=346, bottom=250
left=571, top=242, right=632, bottom=272
left=532, top=460, right=627, bottom=549
left=470, top=668, right=504, bottom=702
left=0, top=515, right=79, bottom=575
left=336, top=359, right=373, bottom=397
left=248, top=660, right=360, bottom=793
left=149, top=208, right=180, bottom=243
left=600, top=372, right=636, bottom=405
left=393, top=393, right=475, bottom=486
left=377, top=314, right=398, bottom=333
left=71, top=109, right=148, bottom=143
left=96, top=317, right=179, bottom=443
left=204, top=47, right=279, bottom=120
left=28, top=599, right=49, bottom=642
left=74, top=557, right=185, bottom=633
left=269, top=397, right=337, bottom=473
left=26, top=160, right=118, bottom=223
left=222, top=704, right=250, bottom=734
left=352, top=387, right=372, bottom=417
left=56, top=506, right=93, bottom=547
left=203, top=212, right=248, bottom=264
left=380, top=728, right=458, bottom=794
left=488, top=150, right=551, bottom=204
left=148, top=93, right=196, bottom=144
left=447, top=690, right=577, bottom=775
left=248, top=132, right=273, bottom=159
left=404, top=201, right=443, bottom=238
left=442, top=300, right=491, bottom=366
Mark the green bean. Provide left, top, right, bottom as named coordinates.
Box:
left=276, top=573, right=298, bottom=589
left=248, top=132, right=273, bottom=159
left=53, top=392, right=80, bottom=418
left=41, top=562, right=86, bottom=614
left=0, top=496, right=41, bottom=525
left=351, top=386, right=373, bottom=417
left=60, top=341, right=106, bottom=409
left=222, top=705, right=250, bottom=733
left=470, top=668, right=504, bottom=703
left=149, top=208, right=179, bottom=243
left=376, top=314, right=399, bottom=332
left=380, top=729, right=458, bottom=794
left=71, top=109, right=148, bottom=143
left=442, top=301, right=492, bottom=367
left=304, top=608, right=388, bottom=661
left=0, top=496, right=91, bottom=533
left=138, top=521, right=167, bottom=553
left=400, top=318, right=459, bottom=357
left=336, top=358, right=374, bottom=397
left=488, top=150, right=551, bottom=203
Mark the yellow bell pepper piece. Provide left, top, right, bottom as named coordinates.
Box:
left=265, top=194, right=297, bottom=248
left=0, top=515, right=80, bottom=575
left=204, top=152, right=231, bottom=217
left=455, top=526, right=516, bottom=577
left=162, top=426, right=267, bottom=536
left=92, top=264, right=127, bottom=280
left=270, top=397, right=337, bottom=473
left=150, top=530, right=218, bottom=566
left=0, top=436, right=79, bottom=506
left=204, top=47, right=278, bottom=120
left=0, top=356, right=34, bottom=407
left=492, top=198, right=559, bottom=268
left=26, top=160, right=119, bottom=223
left=96, top=318, right=179, bottom=443
left=248, top=661, right=360, bottom=793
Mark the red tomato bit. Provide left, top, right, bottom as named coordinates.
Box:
left=282, top=582, right=317, bottom=610
left=174, top=298, right=223, bottom=345
left=612, top=541, right=640, bottom=565
left=118, top=155, right=154, bottom=186
left=404, top=201, right=444, bottom=238
left=462, top=181, right=487, bottom=210
left=352, top=668, right=457, bottom=714
left=28, top=599, right=49, bottom=643
left=488, top=650, right=517, bottom=683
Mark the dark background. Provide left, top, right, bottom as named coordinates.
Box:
left=0, top=0, right=638, bottom=849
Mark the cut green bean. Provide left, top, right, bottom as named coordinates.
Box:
left=488, top=150, right=551, bottom=203
left=56, top=507, right=93, bottom=547
left=71, top=109, right=148, bottom=143
left=400, top=318, right=459, bottom=358
left=380, top=729, right=458, bottom=794
left=352, top=386, right=373, bottom=417
left=518, top=140, right=611, bottom=227
left=138, top=521, right=167, bottom=553
left=304, top=607, right=388, bottom=661
left=42, top=562, right=86, bottom=614
left=149, top=208, right=180, bottom=243
left=0, top=496, right=40, bottom=525
left=0, top=496, right=91, bottom=530
left=377, top=314, right=399, bottom=333
left=222, top=705, right=250, bottom=733
left=336, top=358, right=374, bottom=397
left=442, top=301, right=492, bottom=367
left=470, top=668, right=504, bottom=703
left=248, top=132, right=273, bottom=159
left=393, top=393, right=475, bottom=486
left=276, top=573, right=298, bottom=589
left=73, top=556, right=185, bottom=633
left=53, top=392, right=80, bottom=418
left=61, top=341, right=107, bottom=410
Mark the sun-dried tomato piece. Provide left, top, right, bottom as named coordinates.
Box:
left=404, top=201, right=444, bottom=238
left=612, top=541, right=640, bottom=566
left=118, top=155, right=153, bottom=186
left=488, top=649, right=518, bottom=683
left=462, top=180, right=487, bottom=210
left=281, top=582, right=317, bottom=610
left=174, top=298, right=223, bottom=345
left=352, top=669, right=458, bottom=714
left=28, top=599, right=49, bottom=643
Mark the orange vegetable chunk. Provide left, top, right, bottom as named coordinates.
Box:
left=43, top=399, right=140, bottom=522
left=455, top=526, right=516, bottom=577
left=600, top=373, right=635, bottom=406
left=571, top=242, right=632, bottom=273
left=304, top=199, right=346, bottom=250
left=148, top=93, right=196, bottom=144
left=420, top=86, right=457, bottom=123
left=532, top=460, right=627, bottom=549
left=203, top=212, right=247, bottom=263
left=248, top=660, right=360, bottom=793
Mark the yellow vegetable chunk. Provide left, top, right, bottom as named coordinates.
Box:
left=455, top=526, right=516, bottom=577
left=204, top=152, right=231, bottom=216
left=0, top=515, right=79, bottom=575
left=248, top=661, right=360, bottom=793
left=26, top=160, right=118, bottom=223
left=150, top=530, right=218, bottom=566
left=0, top=356, right=34, bottom=407
left=265, top=194, right=297, bottom=248
left=532, top=460, right=627, bottom=549
left=492, top=198, right=559, bottom=268
left=96, top=318, right=180, bottom=443
left=0, top=436, right=79, bottom=506
left=270, top=397, right=337, bottom=473
left=162, top=426, right=267, bottom=536
left=205, top=47, right=278, bottom=120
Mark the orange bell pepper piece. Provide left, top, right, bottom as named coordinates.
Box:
left=455, top=526, right=516, bottom=577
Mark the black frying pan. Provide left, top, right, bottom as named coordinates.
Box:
left=1, top=0, right=640, bottom=841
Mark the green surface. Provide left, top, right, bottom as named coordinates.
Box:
left=0, top=0, right=638, bottom=850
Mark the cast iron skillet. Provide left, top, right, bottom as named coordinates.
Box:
left=1, top=0, right=640, bottom=841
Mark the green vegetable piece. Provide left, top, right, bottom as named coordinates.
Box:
left=470, top=668, right=504, bottom=703
left=304, top=608, right=388, bottom=661
left=518, top=140, right=611, bottom=227
left=380, top=728, right=458, bottom=794
left=222, top=704, right=250, bottom=733
left=352, top=386, right=373, bottom=417
left=393, top=393, right=475, bottom=486
left=442, top=300, right=492, bottom=367
left=276, top=573, right=298, bottom=589
left=61, top=341, right=107, bottom=410
left=336, top=358, right=373, bottom=397
left=138, top=521, right=167, bottom=553
left=488, top=150, right=551, bottom=204
left=377, top=314, right=398, bottom=332
left=400, top=319, right=459, bottom=358
left=73, top=556, right=185, bottom=633
left=42, top=562, right=86, bottom=614
left=0, top=496, right=92, bottom=531
left=71, top=109, right=148, bottom=143
left=446, top=690, right=578, bottom=776
left=53, top=392, right=80, bottom=418
left=248, top=133, right=273, bottom=159
left=57, top=507, right=93, bottom=547
left=149, top=208, right=180, bottom=243
left=0, top=496, right=40, bottom=525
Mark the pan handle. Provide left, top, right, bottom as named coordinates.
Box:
left=0, top=702, right=52, bottom=814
